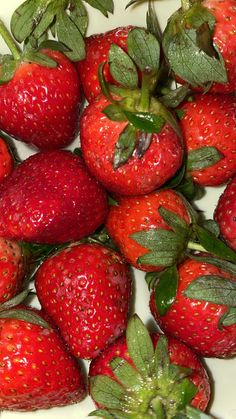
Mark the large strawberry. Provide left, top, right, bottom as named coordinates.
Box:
left=0, top=20, right=82, bottom=150
left=35, top=242, right=132, bottom=359
left=214, top=174, right=236, bottom=250
left=162, top=0, right=236, bottom=93
left=179, top=93, right=236, bottom=186
left=0, top=305, right=86, bottom=411
left=0, top=150, right=108, bottom=244
left=0, top=137, right=14, bottom=183
left=150, top=256, right=236, bottom=358
left=89, top=315, right=211, bottom=417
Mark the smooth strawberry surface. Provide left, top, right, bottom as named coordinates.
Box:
left=150, top=257, right=236, bottom=358
left=35, top=243, right=132, bottom=359
left=0, top=49, right=82, bottom=150
left=106, top=189, right=191, bottom=271
left=0, top=150, right=108, bottom=244
left=0, top=137, right=13, bottom=183
left=214, top=174, right=236, bottom=250
left=89, top=333, right=211, bottom=412
left=80, top=94, right=184, bottom=196
left=0, top=238, right=26, bottom=303
left=0, top=308, right=86, bottom=411
left=179, top=93, right=236, bottom=186
left=76, top=26, right=133, bottom=102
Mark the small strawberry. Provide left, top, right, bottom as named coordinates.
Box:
left=0, top=150, right=108, bottom=244
left=150, top=256, right=236, bottom=358
left=35, top=242, right=132, bottom=359
left=89, top=315, right=211, bottom=417
left=0, top=137, right=14, bottom=183
left=162, top=0, right=236, bottom=93
left=0, top=305, right=86, bottom=411
left=214, top=174, right=236, bottom=250
left=179, top=93, right=236, bottom=186
left=0, top=19, right=82, bottom=150
left=77, top=26, right=133, bottom=102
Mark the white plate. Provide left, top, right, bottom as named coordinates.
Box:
left=1, top=1, right=236, bottom=418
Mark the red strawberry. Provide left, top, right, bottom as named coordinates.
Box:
left=179, top=93, right=236, bottom=186
left=89, top=315, right=211, bottom=416
left=35, top=242, right=132, bottom=359
left=106, top=189, right=191, bottom=271
left=0, top=150, right=108, bottom=244
left=0, top=306, right=86, bottom=411
left=0, top=238, right=27, bottom=304
left=80, top=94, right=183, bottom=196
left=0, top=45, right=82, bottom=150
left=0, top=137, right=13, bottom=183
left=150, top=256, right=236, bottom=358
left=76, top=26, right=133, bottom=102
left=214, top=174, right=236, bottom=250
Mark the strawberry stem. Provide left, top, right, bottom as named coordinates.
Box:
left=0, top=19, right=21, bottom=60
left=139, top=73, right=151, bottom=112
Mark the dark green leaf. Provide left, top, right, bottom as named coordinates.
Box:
left=126, top=315, right=155, bottom=377
left=23, top=51, right=57, bottom=67
left=108, top=44, right=138, bottom=89
left=38, top=39, right=70, bottom=52
left=110, top=357, right=142, bottom=388
left=176, top=176, right=205, bottom=202
left=128, top=28, right=160, bottom=74
left=145, top=271, right=160, bottom=289
left=158, top=206, right=189, bottom=236
left=190, top=254, right=236, bottom=276
left=163, top=164, right=186, bottom=189
left=150, top=98, right=183, bottom=139
left=89, top=410, right=115, bottom=418
left=124, top=111, right=165, bottom=133
left=155, top=265, right=179, bottom=315
left=184, top=275, right=236, bottom=306
left=29, top=1, right=56, bottom=41
left=0, top=59, right=19, bottom=84
left=220, top=307, right=236, bottom=326
left=154, top=335, right=170, bottom=378
left=172, top=379, right=197, bottom=411
left=69, top=0, right=88, bottom=37
left=159, top=85, right=191, bottom=109
left=125, top=0, right=140, bottom=8
left=0, top=289, right=30, bottom=311
left=11, top=0, right=45, bottom=43
left=0, top=309, right=50, bottom=328
left=103, top=104, right=127, bottom=122
left=55, top=10, right=85, bottom=61
left=83, top=0, right=114, bottom=16
left=200, top=219, right=220, bottom=237
left=98, top=62, right=114, bottom=101
left=113, top=124, right=136, bottom=169
left=187, top=146, right=223, bottom=171
left=138, top=250, right=180, bottom=267
left=90, top=375, right=125, bottom=409
left=146, top=0, right=162, bottom=42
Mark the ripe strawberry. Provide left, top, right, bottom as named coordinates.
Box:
left=80, top=94, right=183, bottom=196
left=179, top=93, right=236, bottom=186
left=150, top=256, right=236, bottom=358
left=0, top=28, right=82, bottom=150
left=0, top=238, right=27, bottom=304
left=0, top=150, right=108, bottom=244
left=89, top=315, right=211, bottom=416
left=214, top=174, right=236, bottom=250
left=0, top=137, right=13, bottom=183
left=76, top=26, right=133, bottom=102
left=106, top=189, right=191, bottom=271
left=35, top=242, right=132, bottom=359
left=0, top=306, right=86, bottom=411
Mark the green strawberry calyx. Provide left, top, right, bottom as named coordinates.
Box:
left=89, top=315, right=211, bottom=418
left=162, top=0, right=227, bottom=88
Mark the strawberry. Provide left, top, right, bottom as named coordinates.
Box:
left=35, top=242, right=132, bottom=359
left=179, top=93, right=236, bottom=186
left=0, top=306, right=86, bottom=411
left=0, top=150, right=108, bottom=244
left=0, top=137, right=13, bottom=183
left=214, top=174, right=236, bottom=250
left=162, top=0, right=236, bottom=93
left=89, top=315, right=211, bottom=417
left=150, top=256, right=236, bottom=358
left=77, top=26, right=133, bottom=102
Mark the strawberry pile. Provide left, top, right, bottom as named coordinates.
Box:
left=0, top=0, right=235, bottom=417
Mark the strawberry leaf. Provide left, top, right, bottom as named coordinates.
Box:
left=23, top=50, right=58, bottom=67
left=90, top=375, right=125, bottom=409
left=0, top=58, right=19, bottom=84
left=187, top=146, right=223, bottom=171
left=11, top=0, right=48, bottom=43
left=146, top=0, right=162, bottom=42
left=220, top=307, right=236, bottom=327
left=155, top=265, right=178, bottom=315
left=184, top=275, right=236, bottom=306
left=55, top=10, right=85, bottom=61
left=103, top=104, right=127, bottom=122
left=128, top=28, right=160, bottom=74
left=113, top=123, right=136, bottom=169
left=109, top=44, right=138, bottom=89
left=0, top=309, right=50, bottom=328
left=110, top=357, right=143, bottom=388
left=70, top=0, right=88, bottom=37
left=89, top=410, right=115, bottom=418
left=158, top=207, right=189, bottom=237
left=124, top=111, right=165, bottom=133
left=83, top=0, right=114, bottom=16
left=159, top=85, right=191, bottom=109
left=184, top=405, right=213, bottom=418
left=0, top=289, right=31, bottom=311
left=190, top=255, right=236, bottom=276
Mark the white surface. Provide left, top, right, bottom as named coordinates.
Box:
left=0, top=1, right=235, bottom=418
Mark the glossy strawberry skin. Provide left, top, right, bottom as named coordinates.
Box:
left=150, top=258, right=236, bottom=358
left=0, top=138, right=13, bottom=183
left=179, top=93, right=236, bottom=186
left=76, top=26, right=132, bottom=102
left=89, top=333, right=211, bottom=412
left=0, top=150, right=108, bottom=244
left=0, top=49, right=82, bottom=150
left=35, top=243, right=132, bottom=359
left=0, top=308, right=86, bottom=411
left=80, top=94, right=184, bottom=196
left=214, top=174, right=236, bottom=250
left=0, top=238, right=26, bottom=304
left=106, top=189, right=190, bottom=271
